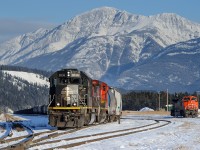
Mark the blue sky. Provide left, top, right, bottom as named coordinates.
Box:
left=0, top=0, right=200, bottom=43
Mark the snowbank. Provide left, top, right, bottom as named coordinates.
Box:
left=0, top=114, right=6, bottom=121
left=139, top=107, right=154, bottom=112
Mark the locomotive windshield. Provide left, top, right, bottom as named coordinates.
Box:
left=183, top=97, right=190, bottom=101
left=57, top=70, right=81, bottom=85
left=59, top=77, right=80, bottom=84
left=192, top=97, right=197, bottom=101
left=183, top=97, right=197, bottom=101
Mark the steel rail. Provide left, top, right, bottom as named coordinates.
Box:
left=0, top=123, right=12, bottom=144
left=0, top=123, right=34, bottom=150
left=29, top=119, right=170, bottom=149
left=48, top=119, right=171, bottom=150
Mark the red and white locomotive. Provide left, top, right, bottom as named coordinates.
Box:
left=48, top=68, right=122, bottom=128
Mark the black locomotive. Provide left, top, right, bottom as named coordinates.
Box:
left=48, top=68, right=122, bottom=128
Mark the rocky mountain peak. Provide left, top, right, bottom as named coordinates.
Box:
left=1, top=7, right=200, bottom=92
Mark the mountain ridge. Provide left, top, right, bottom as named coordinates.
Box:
left=115, top=37, right=200, bottom=92
left=1, top=7, right=200, bottom=65
left=0, top=7, right=200, bottom=92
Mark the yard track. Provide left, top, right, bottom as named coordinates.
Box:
left=29, top=119, right=171, bottom=150
left=1, top=122, right=93, bottom=150
left=0, top=123, right=34, bottom=150
left=0, top=113, right=23, bottom=144
left=29, top=123, right=105, bottom=148
left=1, top=115, right=171, bottom=150
left=0, top=123, right=12, bottom=143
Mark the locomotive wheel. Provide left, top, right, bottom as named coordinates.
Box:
left=89, top=113, right=96, bottom=124
left=180, top=110, right=185, bottom=117
left=109, top=115, right=117, bottom=122
left=195, top=112, right=198, bottom=117
left=57, top=127, right=67, bottom=130
left=49, top=115, right=57, bottom=127
left=84, top=114, right=91, bottom=126
left=170, top=110, right=175, bottom=117
left=99, top=111, right=107, bottom=123
left=89, top=109, right=96, bottom=124
left=76, top=116, right=84, bottom=128
left=118, top=115, right=121, bottom=124
left=185, top=113, right=188, bottom=118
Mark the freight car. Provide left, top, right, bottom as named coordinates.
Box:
left=171, top=95, right=199, bottom=118
left=14, top=105, right=47, bottom=114
left=48, top=68, right=122, bottom=128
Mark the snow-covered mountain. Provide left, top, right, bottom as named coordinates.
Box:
left=115, top=38, right=200, bottom=92
left=0, top=7, right=200, bottom=92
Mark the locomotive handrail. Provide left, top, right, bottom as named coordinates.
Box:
left=48, top=99, right=54, bottom=108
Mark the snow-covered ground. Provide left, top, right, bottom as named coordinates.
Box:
left=2, top=70, right=49, bottom=87
left=74, top=117, right=200, bottom=150
left=0, top=113, right=200, bottom=150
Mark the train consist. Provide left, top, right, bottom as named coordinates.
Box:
left=14, top=105, right=47, bottom=114
left=48, top=68, right=122, bottom=128
left=171, top=95, right=199, bottom=118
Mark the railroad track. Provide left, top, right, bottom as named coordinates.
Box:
left=0, top=123, right=34, bottom=150
left=32, top=128, right=79, bottom=144
left=1, top=123, right=94, bottom=150
left=0, top=113, right=20, bottom=143
left=29, top=119, right=171, bottom=150
left=2, top=128, right=57, bottom=144
left=0, top=123, right=12, bottom=143
left=30, top=120, right=120, bottom=146
left=1, top=113, right=117, bottom=149
left=0, top=113, right=23, bottom=144
left=29, top=123, right=102, bottom=148
left=0, top=116, right=171, bottom=150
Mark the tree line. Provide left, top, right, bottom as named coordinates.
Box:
left=122, top=90, right=199, bottom=111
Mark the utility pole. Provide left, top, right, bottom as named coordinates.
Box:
left=196, top=91, right=200, bottom=102
left=166, top=89, right=168, bottom=112
left=158, top=91, right=160, bottom=111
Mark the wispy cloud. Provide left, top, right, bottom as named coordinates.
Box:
left=0, top=19, right=56, bottom=43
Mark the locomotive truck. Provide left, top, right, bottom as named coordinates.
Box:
left=171, top=95, right=199, bottom=118
left=48, top=68, right=122, bottom=128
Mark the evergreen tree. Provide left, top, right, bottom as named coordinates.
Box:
left=0, top=65, right=49, bottom=111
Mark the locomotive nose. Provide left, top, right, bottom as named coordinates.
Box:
left=61, top=85, right=79, bottom=107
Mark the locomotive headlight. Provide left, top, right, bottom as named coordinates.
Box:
left=72, top=102, right=77, bottom=106
left=67, top=71, right=71, bottom=77
left=56, top=103, right=60, bottom=106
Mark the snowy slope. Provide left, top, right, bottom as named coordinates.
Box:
left=2, top=70, right=49, bottom=87
left=0, top=70, right=49, bottom=111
